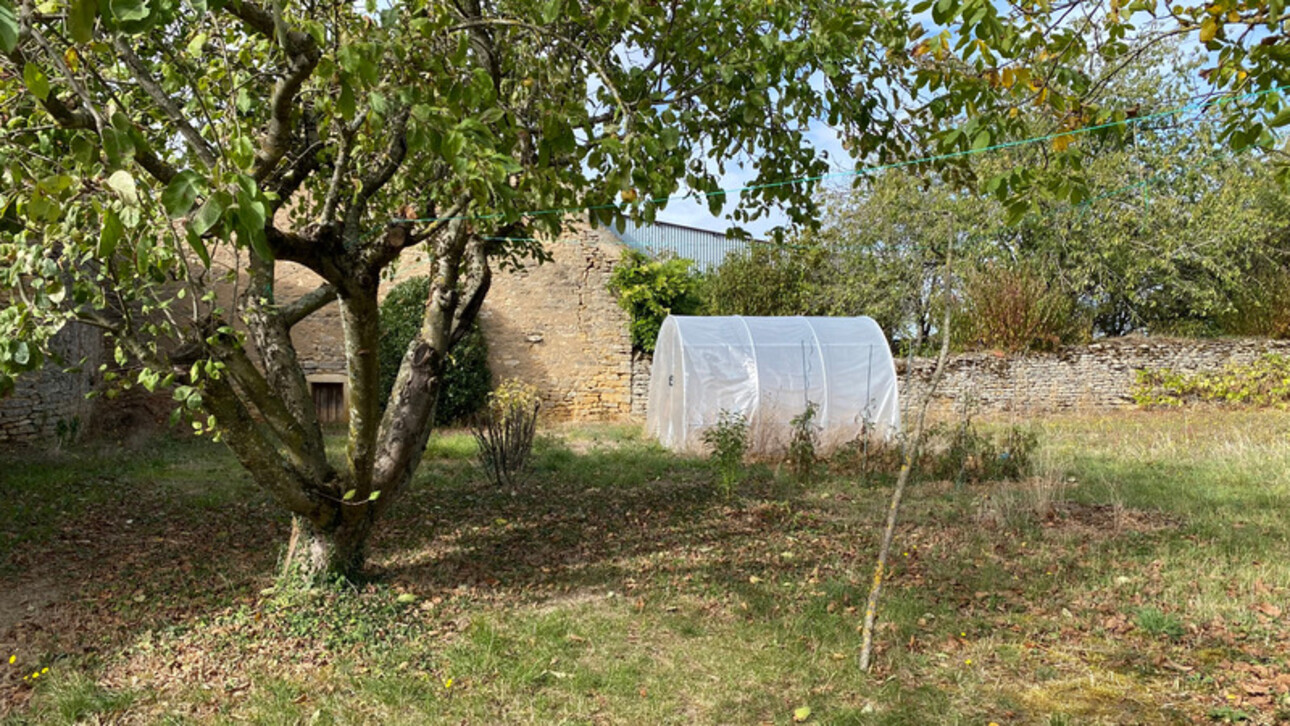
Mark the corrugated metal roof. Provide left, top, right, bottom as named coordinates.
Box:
left=604, top=220, right=751, bottom=271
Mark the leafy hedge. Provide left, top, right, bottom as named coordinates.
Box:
left=606, top=250, right=704, bottom=353
left=1132, top=354, right=1290, bottom=408
left=378, top=276, right=492, bottom=425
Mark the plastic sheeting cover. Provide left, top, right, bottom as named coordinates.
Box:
left=646, top=315, right=900, bottom=454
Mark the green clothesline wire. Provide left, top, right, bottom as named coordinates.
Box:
left=378, top=83, right=1288, bottom=232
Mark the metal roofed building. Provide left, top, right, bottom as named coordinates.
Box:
left=606, top=219, right=753, bottom=271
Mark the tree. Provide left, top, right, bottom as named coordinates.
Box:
left=377, top=277, right=491, bottom=426
left=0, top=0, right=925, bottom=582
left=901, top=0, right=1290, bottom=207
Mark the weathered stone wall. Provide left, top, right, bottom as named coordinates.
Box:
left=630, top=351, right=652, bottom=417
left=477, top=226, right=636, bottom=421
left=900, top=336, right=1290, bottom=417
left=0, top=322, right=104, bottom=445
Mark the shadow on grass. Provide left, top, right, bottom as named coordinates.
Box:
left=376, top=435, right=826, bottom=601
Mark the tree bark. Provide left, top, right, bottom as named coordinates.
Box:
left=281, top=514, right=372, bottom=584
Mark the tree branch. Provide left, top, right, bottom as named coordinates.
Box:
left=204, top=374, right=327, bottom=518
left=280, top=283, right=338, bottom=327
left=222, top=0, right=321, bottom=182
left=858, top=230, right=956, bottom=674
left=112, top=36, right=219, bottom=168
left=342, top=105, right=411, bottom=243
left=320, top=113, right=365, bottom=224
left=450, top=234, right=491, bottom=346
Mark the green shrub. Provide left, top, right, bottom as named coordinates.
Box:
left=606, top=251, right=704, bottom=352
left=703, top=244, right=833, bottom=318
left=701, top=410, right=749, bottom=498
left=378, top=276, right=492, bottom=425
left=472, top=379, right=541, bottom=487
left=1132, top=353, right=1290, bottom=408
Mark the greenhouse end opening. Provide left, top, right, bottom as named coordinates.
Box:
left=645, top=315, right=901, bottom=456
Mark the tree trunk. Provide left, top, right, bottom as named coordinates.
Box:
left=281, top=513, right=372, bottom=585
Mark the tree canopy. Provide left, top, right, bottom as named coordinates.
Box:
left=0, top=0, right=935, bottom=580
left=3, top=0, right=1289, bottom=580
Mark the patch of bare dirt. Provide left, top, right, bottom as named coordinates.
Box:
left=1049, top=501, right=1181, bottom=535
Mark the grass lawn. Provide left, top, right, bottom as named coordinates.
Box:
left=1, top=409, right=1289, bottom=724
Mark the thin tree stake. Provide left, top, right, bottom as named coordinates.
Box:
left=858, top=234, right=956, bottom=673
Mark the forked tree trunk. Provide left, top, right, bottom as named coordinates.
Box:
left=281, top=514, right=373, bottom=585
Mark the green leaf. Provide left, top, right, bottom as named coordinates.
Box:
left=342, top=489, right=356, bottom=501
left=99, top=208, right=123, bottom=258
left=368, top=490, right=381, bottom=501
left=109, top=0, right=148, bottom=23
left=541, top=0, right=563, bottom=24
left=188, top=190, right=229, bottom=236
left=1269, top=106, right=1290, bottom=129
left=185, top=229, right=211, bottom=267
left=229, top=136, right=255, bottom=169
left=106, top=170, right=139, bottom=205
left=12, top=341, right=30, bottom=367
left=0, top=0, right=17, bottom=54
left=395, top=593, right=417, bottom=604
left=971, top=128, right=992, bottom=151
left=102, top=127, right=135, bottom=166
left=793, top=706, right=812, bottom=722
left=337, top=81, right=356, bottom=120
left=46, top=279, right=66, bottom=305
left=67, top=0, right=97, bottom=43
left=161, top=170, right=204, bottom=218
left=185, top=32, right=206, bottom=56
left=23, top=63, right=51, bottom=102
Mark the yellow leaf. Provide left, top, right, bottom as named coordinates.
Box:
left=1199, top=16, right=1218, bottom=43
left=793, top=706, right=812, bottom=722
left=1001, top=67, right=1015, bottom=88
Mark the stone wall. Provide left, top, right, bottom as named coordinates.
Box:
left=900, top=336, right=1290, bottom=417
left=630, top=351, right=652, bottom=417
left=477, top=226, right=636, bottom=421
left=0, top=322, right=104, bottom=445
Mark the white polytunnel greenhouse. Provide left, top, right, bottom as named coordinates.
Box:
left=645, top=315, right=901, bottom=455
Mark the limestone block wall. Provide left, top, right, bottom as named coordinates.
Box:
left=0, top=322, right=104, bottom=445
left=478, top=226, right=636, bottom=422
left=630, top=351, right=652, bottom=417
left=900, top=337, right=1290, bottom=417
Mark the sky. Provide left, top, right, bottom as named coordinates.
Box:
left=645, top=12, right=1217, bottom=239
left=651, top=118, right=853, bottom=238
